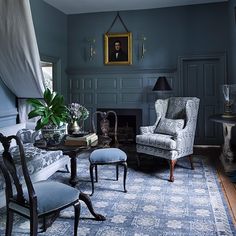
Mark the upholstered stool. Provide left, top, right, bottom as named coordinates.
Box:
left=89, top=148, right=127, bottom=195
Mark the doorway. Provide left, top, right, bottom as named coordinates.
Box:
left=178, top=54, right=227, bottom=145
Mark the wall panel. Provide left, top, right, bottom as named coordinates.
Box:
left=68, top=71, right=176, bottom=129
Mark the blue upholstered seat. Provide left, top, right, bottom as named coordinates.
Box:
left=89, top=148, right=128, bottom=195
left=89, top=148, right=127, bottom=164
left=11, top=181, right=80, bottom=215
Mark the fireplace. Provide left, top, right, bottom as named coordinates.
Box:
left=96, top=108, right=142, bottom=143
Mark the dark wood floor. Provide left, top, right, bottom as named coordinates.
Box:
left=194, top=146, right=236, bottom=225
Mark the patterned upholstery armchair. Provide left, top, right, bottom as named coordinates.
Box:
left=136, top=97, right=200, bottom=182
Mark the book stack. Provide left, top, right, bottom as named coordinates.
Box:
left=64, top=133, right=98, bottom=146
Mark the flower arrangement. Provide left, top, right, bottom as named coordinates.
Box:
left=68, top=103, right=89, bottom=124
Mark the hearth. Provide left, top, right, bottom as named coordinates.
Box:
left=96, top=108, right=142, bottom=143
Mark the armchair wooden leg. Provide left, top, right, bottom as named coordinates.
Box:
left=189, top=155, right=194, bottom=170
left=74, top=201, right=81, bottom=236
left=169, top=159, right=177, bottom=182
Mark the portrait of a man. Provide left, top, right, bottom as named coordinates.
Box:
left=104, top=32, right=132, bottom=65
left=110, top=40, right=128, bottom=62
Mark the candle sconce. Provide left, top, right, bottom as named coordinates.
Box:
left=88, top=38, right=96, bottom=60
left=140, top=35, right=147, bottom=59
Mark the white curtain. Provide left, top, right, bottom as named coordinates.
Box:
left=0, top=0, right=45, bottom=122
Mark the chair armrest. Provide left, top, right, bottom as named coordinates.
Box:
left=140, top=126, right=156, bottom=135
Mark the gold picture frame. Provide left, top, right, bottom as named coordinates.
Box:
left=104, top=32, right=132, bottom=65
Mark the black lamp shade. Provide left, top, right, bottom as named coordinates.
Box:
left=152, top=76, right=172, bottom=91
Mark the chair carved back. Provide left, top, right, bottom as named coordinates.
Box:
left=0, top=133, right=36, bottom=206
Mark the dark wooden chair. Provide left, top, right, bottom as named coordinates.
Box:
left=0, top=133, right=81, bottom=236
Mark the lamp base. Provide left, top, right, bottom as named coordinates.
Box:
left=222, top=113, right=236, bottom=118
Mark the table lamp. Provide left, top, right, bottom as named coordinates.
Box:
left=222, top=84, right=236, bottom=117
left=152, top=76, right=172, bottom=91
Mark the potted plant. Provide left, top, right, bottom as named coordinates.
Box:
left=27, top=88, right=69, bottom=145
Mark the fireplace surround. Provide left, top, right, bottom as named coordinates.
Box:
left=96, top=108, right=142, bottom=143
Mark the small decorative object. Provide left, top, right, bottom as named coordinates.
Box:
left=67, top=120, right=81, bottom=135
left=67, top=103, right=89, bottom=135
left=222, top=84, right=236, bottom=117
left=27, top=88, right=69, bottom=146
left=88, top=38, right=96, bottom=60
left=92, top=111, right=118, bottom=147
left=140, top=35, right=147, bottom=59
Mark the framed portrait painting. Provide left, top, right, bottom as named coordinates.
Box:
left=104, top=32, right=132, bottom=65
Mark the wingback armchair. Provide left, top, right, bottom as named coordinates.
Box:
left=136, top=97, right=200, bottom=182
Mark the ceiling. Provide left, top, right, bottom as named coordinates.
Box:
left=43, top=0, right=227, bottom=15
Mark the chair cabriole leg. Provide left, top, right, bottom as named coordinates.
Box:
left=30, top=214, right=38, bottom=236
left=90, top=164, right=95, bottom=196
left=95, top=165, right=98, bottom=182
left=123, top=162, right=127, bottom=193
left=6, top=208, right=13, bottom=236
left=74, top=201, right=81, bottom=236
left=169, top=159, right=177, bottom=182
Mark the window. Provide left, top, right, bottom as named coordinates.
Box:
left=41, top=61, right=53, bottom=91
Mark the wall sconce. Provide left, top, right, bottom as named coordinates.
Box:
left=88, top=38, right=96, bottom=60
left=140, top=35, right=147, bottom=59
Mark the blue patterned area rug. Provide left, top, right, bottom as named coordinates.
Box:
left=0, top=153, right=236, bottom=236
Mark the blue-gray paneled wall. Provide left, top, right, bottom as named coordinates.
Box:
left=0, top=0, right=68, bottom=128
left=0, top=1, right=232, bottom=144
left=67, top=2, right=229, bottom=144
left=30, top=0, right=68, bottom=96
left=67, top=3, right=228, bottom=71
left=68, top=71, right=176, bottom=131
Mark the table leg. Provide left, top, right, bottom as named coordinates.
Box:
left=221, top=123, right=234, bottom=162
left=69, top=151, right=79, bottom=187
left=79, top=192, right=106, bottom=221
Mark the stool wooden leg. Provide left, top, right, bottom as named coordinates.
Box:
left=116, top=164, right=119, bottom=181
left=123, top=162, right=127, bottom=193
left=90, top=164, right=95, bottom=196
left=95, top=165, right=98, bottom=182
